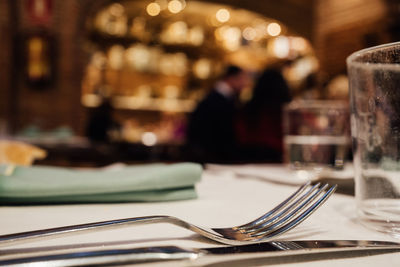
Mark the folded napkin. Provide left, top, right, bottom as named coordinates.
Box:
left=0, top=163, right=202, bottom=204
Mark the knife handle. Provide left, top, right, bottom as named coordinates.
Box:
left=0, top=246, right=200, bottom=266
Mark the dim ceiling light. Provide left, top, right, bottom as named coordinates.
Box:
left=267, top=22, right=281, bottom=36
left=147, top=2, right=161, bottom=16
left=168, top=0, right=183, bottom=14
left=216, top=8, right=230, bottom=23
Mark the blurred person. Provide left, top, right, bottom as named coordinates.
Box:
left=236, top=67, right=292, bottom=162
left=186, top=65, right=249, bottom=163
left=86, top=99, right=120, bottom=143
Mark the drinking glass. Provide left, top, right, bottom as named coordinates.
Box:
left=283, top=100, right=350, bottom=176
left=347, top=42, right=400, bottom=236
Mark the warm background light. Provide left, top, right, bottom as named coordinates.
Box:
left=155, top=0, right=168, bottom=10
left=146, top=2, right=161, bottom=16
left=216, top=8, right=230, bottom=23
left=215, top=26, right=241, bottom=51
left=193, top=58, right=211, bottom=79
left=242, top=27, right=256, bottom=41
left=141, top=132, right=157, bottom=146
left=168, top=0, right=183, bottom=14
left=109, top=3, right=124, bottom=16
left=107, top=45, right=124, bottom=70
left=267, top=22, right=281, bottom=36
left=80, top=0, right=319, bottom=145
left=272, top=36, right=289, bottom=58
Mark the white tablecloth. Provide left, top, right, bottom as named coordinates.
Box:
left=1, top=165, right=399, bottom=266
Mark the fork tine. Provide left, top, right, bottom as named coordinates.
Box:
left=247, top=183, right=330, bottom=236
left=255, top=184, right=337, bottom=241
left=237, top=182, right=322, bottom=232
left=249, top=184, right=337, bottom=240
left=236, top=181, right=312, bottom=230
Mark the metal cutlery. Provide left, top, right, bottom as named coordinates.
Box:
left=1, top=240, right=399, bottom=266
left=0, top=182, right=336, bottom=246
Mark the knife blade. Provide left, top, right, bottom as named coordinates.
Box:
left=0, top=240, right=399, bottom=266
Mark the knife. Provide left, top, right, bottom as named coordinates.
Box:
left=0, top=240, right=399, bottom=266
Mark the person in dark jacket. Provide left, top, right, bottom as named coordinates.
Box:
left=236, top=67, right=292, bottom=162
left=186, top=65, right=249, bottom=163
left=86, top=99, right=119, bottom=143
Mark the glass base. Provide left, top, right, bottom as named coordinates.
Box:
left=358, top=200, right=400, bottom=238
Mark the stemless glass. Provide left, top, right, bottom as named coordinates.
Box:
left=347, top=42, right=400, bottom=237
left=283, top=100, right=350, bottom=173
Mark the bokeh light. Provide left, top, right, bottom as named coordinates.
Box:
left=242, top=27, right=256, bottom=41
left=142, top=132, right=158, bottom=146
left=146, top=2, right=161, bottom=16
left=216, top=8, right=230, bottom=23
left=168, top=0, right=183, bottom=14
left=267, top=22, right=281, bottom=36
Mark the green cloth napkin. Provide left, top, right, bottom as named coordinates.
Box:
left=0, top=163, right=202, bottom=204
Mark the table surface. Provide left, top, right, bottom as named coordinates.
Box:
left=1, top=164, right=399, bottom=266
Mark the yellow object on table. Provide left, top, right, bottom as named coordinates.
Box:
left=0, top=140, right=47, bottom=166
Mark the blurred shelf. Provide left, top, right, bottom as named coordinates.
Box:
left=87, top=31, right=223, bottom=58
left=82, top=94, right=196, bottom=113
left=87, top=31, right=140, bottom=47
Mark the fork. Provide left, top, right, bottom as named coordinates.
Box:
left=0, top=182, right=336, bottom=246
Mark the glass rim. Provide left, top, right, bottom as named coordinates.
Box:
left=346, top=41, right=400, bottom=70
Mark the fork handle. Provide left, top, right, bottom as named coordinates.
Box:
left=0, top=215, right=173, bottom=247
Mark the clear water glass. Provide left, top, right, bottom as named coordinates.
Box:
left=347, top=42, right=400, bottom=237
left=283, top=100, right=351, bottom=177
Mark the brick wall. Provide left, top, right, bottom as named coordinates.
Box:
left=2, top=0, right=89, bottom=134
